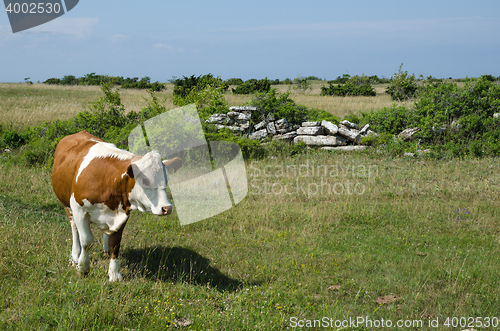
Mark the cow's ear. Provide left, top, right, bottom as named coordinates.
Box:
left=127, top=164, right=136, bottom=178
left=163, top=157, right=183, bottom=173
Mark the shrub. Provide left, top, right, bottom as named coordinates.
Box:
left=385, top=64, right=418, bottom=100
left=173, top=74, right=228, bottom=98
left=232, top=78, right=272, bottom=95
left=173, top=80, right=228, bottom=121
left=250, top=88, right=337, bottom=126
left=320, top=81, right=376, bottom=97
left=74, top=83, right=127, bottom=138
left=225, top=78, right=244, bottom=86
left=60, top=75, right=79, bottom=85
left=360, top=105, right=416, bottom=135
left=293, top=77, right=312, bottom=92
left=43, top=78, right=61, bottom=85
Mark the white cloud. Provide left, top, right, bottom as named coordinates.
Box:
left=24, top=17, right=98, bottom=38
left=153, top=42, right=184, bottom=53
left=109, top=34, right=128, bottom=42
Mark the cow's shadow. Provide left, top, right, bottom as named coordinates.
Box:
left=122, top=245, right=258, bottom=292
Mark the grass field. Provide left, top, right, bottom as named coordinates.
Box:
left=0, top=82, right=413, bottom=131
left=1, top=83, right=499, bottom=330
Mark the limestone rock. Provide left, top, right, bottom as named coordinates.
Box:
left=398, top=127, right=420, bottom=141
left=275, top=118, right=290, bottom=131
left=273, top=131, right=298, bottom=141
left=297, top=126, right=325, bottom=136
left=266, top=122, right=277, bottom=135
left=337, top=127, right=361, bottom=143
left=359, top=124, right=370, bottom=135
left=339, top=120, right=359, bottom=130
left=254, top=120, right=267, bottom=131
left=301, top=121, right=321, bottom=127
left=321, top=146, right=370, bottom=151
left=205, top=114, right=227, bottom=124
left=321, top=120, right=338, bottom=135
left=293, top=135, right=346, bottom=146
left=248, top=129, right=268, bottom=140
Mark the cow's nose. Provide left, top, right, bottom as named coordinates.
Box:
left=162, top=205, right=173, bottom=215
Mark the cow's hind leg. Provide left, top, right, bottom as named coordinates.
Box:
left=107, top=222, right=127, bottom=282
left=71, top=205, right=94, bottom=277
left=65, top=208, right=81, bottom=266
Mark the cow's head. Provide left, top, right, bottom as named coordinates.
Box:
left=127, top=151, right=182, bottom=216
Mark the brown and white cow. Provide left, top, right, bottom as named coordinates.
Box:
left=52, top=130, right=182, bottom=282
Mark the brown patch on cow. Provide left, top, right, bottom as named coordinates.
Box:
left=52, top=131, right=103, bottom=207
left=52, top=130, right=138, bottom=212
left=74, top=156, right=136, bottom=211
left=108, top=221, right=127, bottom=259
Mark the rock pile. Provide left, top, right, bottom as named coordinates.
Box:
left=205, top=106, right=378, bottom=149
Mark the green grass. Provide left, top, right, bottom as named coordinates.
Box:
left=1, top=150, right=500, bottom=330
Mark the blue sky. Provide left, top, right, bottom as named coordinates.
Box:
left=1, top=0, right=500, bottom=83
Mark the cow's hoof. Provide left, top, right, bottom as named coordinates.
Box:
left=76, top=268, right=89, bottom=278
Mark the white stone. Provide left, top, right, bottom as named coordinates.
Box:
left=275, top=118, right=290, bottom=130
left=297, top=126, right=325, bottom=136
left=493, top=113, right=499, bottom=118
left=321, top=120, right=338, bottom=135
left=266, top=122, right=277, bottom=135
left=301, top=121, right=321, bottom=127
left=359, top=124, right=370, bottom=135
left=254, top=120, right=267, bottom=131
left=205, top=114, right=227, bottom=124
left=337, top=127, right=361, bottom=143
left=321, top=145, right=370, bottom=151
left=339, top=120, right=359, bottom=130
left=273, top=131, right=298, bottom=141
left=213, top=124, right=245, bottom=132
left=248, top=129, right=268, bottom=140
left=398, top=127, right=420, bottom=140
left=293, top=135, right=346, bottom=146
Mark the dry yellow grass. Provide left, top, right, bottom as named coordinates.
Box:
left=1, top=82, right=411, bottom=130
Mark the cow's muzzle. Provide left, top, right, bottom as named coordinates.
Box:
left=161, top=205, right=173, bottom=215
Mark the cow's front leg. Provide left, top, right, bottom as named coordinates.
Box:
left=103, top=233, right=109, bottom=255
left=107, top=221, right=127, bottom=282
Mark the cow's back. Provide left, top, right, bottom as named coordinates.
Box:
left=52, top=131, right=103, bottom=207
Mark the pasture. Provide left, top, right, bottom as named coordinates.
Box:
left=1, top=83, right=500, bottom=330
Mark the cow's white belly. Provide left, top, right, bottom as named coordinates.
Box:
left=81, top=199, right=129, bottom=234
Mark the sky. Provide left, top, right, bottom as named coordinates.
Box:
left=1, top=0, right=500, bottom=83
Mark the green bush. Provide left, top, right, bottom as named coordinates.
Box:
left=43, top=78, right=61, bottom=85
left=250, top=89, right=338, bottom=126
left=173, top=74, right=228, bottom=98
left=360, top=105, right=416, bottom=135
left=232, top=78, right=271, bottom=95
left=385, top=64, right=418, bottom=100
left=320, top=75, right=376, bottom=97
left=320, top=81, right=376, bottom=96
left=225, top=78, right=244, bottom=86
left=173, top=80, right=228, bottom=122
left=293, top=77, right=312, bottom=92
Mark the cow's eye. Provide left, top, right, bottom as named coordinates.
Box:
left=143, top=178, right=150, bottom=187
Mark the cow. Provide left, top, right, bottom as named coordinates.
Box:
left=52, top=130, right=182, bottom=282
